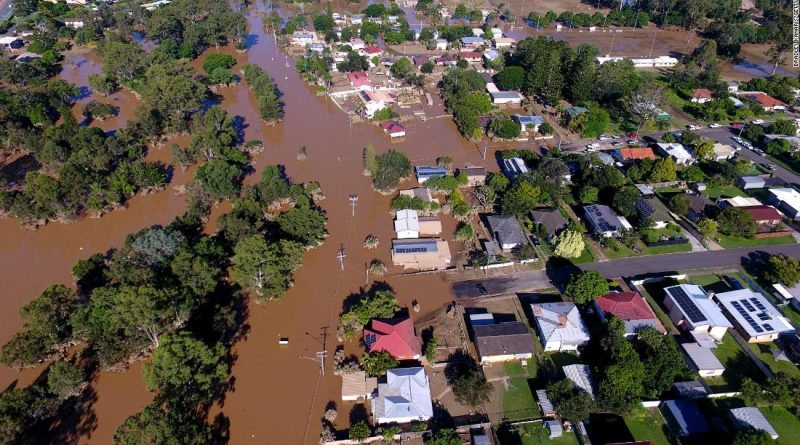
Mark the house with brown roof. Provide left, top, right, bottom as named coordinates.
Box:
left=458, top=51, right=482, bottom=63
left=690, top=88, right=714, bottom=104
left=391, top=238, right=451, bottom=270
left=594, top=291, right=666, bottom=336
left=471, top=320, right=535, bottom=364
left=459, top=166, right=486, bottom=186
left=739, top=91, right=787, bottom=111
left=612, top=147, right=657, bottom=163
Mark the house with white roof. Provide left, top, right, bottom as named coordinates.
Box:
left=530, top=302, right=591, bottom=352
left=493, top=37, right=515, bottom=48
left=502, top=157, right=529, bottom=178
left=583, top=204, right=633, bottom=238
left=656, top=143, right=694, bottom=165
left=664, top=284, right=732, bottom=341
left=512, top=114, right=545, bottom=133
left=768, top=187, right=800, bottom=220
left=0, top=36, right=23, bottom=50
left=291, top=31, right=316, bottom=46
left=562, top=364, right=595, bottom=399
left=716, top=196, right=763, bottom=209
left=372, top=367, right=433, bottom=424
left=394, top=209, right=420, bottom=239
left=772, top=282, right=800, bottom=310
left=715, top=289, right=794, bottom=343
left=711, top=143, right=736, bottom=161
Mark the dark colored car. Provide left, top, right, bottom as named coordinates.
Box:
left=477, top=283, right=488, bottom=295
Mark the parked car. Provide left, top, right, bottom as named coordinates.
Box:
left=477, top=283, right=488, bottom=295
left=598, top=135, right=611, bottom=141
left=611, top=141, right=623, bottom=147
left=687, top=124, right=701, bottom=130
left=586, top=143, right=600, bottom=150
left=709, top=123, right=721, bottom=128
left=761, top=162, right=775, bottom=171
left=752, top=119, right=765, bottom=124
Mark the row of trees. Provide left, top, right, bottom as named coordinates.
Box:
left=242, top=64, right=284, bottom=123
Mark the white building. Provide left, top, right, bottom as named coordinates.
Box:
left=729, top=408, right=779, bottom=440
left=664, top=285, right=732, bottom=341
left=291, top=32, right=316, bottom=46
left=394, top=209, right=420, bottom=239
left=715, top=289, right=794, bottom=343
left=435, top=39, right=448, bottom=50
left=502, top=157, right=529, bottom=178
left=531, top=302, right=591, bottom=352
left=768, top=187, right=800, bottom=221
left=372, top=367, right=433, bottom=424
left=681, top=342, right=725, bottom=377
left=656, top=143, right=694, bottom=165
left=63, top=19, right=85, bottom=29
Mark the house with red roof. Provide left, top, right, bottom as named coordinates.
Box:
left=364, top=317, right=422, bottom=360
left=738, top=91, right=787, bottom=111
left=594, top=291, right=666, bottom=336
left=380, top=120, right=406, bottom=138
left=741, top=205, right=782, bottom=226
left=690, top=88, right=714, bottom=104
left=347, top=71, right=371, bottom=90
left=612, top=147, right=658, bottom=163
left=362, top=45, right=382, bottom=57
left=458, top=51, right=482, bottom=63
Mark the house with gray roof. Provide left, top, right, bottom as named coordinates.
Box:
left=530, top=208, right=568, bottom=241
left=372, top=367, right=433, bottom=424
left=738, top=175, right=767, bottom=190
left=512, top=114, right=546, bottom=132
left=562, top=364, right=595, bottom=399
left=661, top=399, right=711, bottom=436
left=583, top=204, right=633, bottom=238
left=486, top=215, right=528, bottom=251
left=681, top=342, right=725, bottom=377
left=729, top=407, right=779, bottom=439
left=531, top=302, right=591, bottom=352
left=664, top=284, right=732, bottom=341
left=472, top=321, right=535, bottom=364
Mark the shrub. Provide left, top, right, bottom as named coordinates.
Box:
left=203, top=53, right=235, bottom=75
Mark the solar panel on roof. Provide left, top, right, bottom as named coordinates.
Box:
left=758, top=313, right=770, bottom=321
left=742, top=300, right=756, bottom=312
left=365, top=333, right=377, bottom=348
left=763, top=324, right=773, bottom=331
left=752, top=299, right=766, bottom=311
left=671, top=287, right=707, bottom=323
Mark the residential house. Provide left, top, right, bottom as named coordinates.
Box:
left=687, top=194, right=713, bottom=222
left=418, top=217, right=442, bottom=236
left=738, top=91, right=787, bottom=111
left=596, top=56, right=624, bottom=64
left=594, top=291, right=666, bottom=336
left=763, top=134, right=800, bottom=148
left=583, top=204, right=633, bottom=238
left=362, top=45, right=382, bottom=58
left=472, top=321, right=536, bottom=364
left=435, top=38, right=448, bottom=50
left=562, top=364, right=595, bottom=399
left=15, top=52, right=41, bottom=64
left=716, top=196, right=762, bottom=209
left=291, top=31, right=315, bottom=46
left=681, top=342, right=725, bottom=377
left=711, top=143, right=736, bottom=161
left=459, top=51, right=482, bottom=63
left=399, top=187, right=433, bottom=203
left=483, top=49, right=501, bottom=63
left=412, top=55, right=430, bottom=67
left=656, top=143, right=695, bottom=165
left=663, top=284, right=732, bottom=341
left=380, top=120, right=406, bottom=138
left=672, top=380, right=708, bottom=398
left=358, top=90, right=394, bottom=118
left=502, top=157, right=529, bottom=178
left=395, top=209, right=421, bottom=239
left=728, top=81, right=739, bottom=93
left=364, top=317, right=422, bottom=360
left=772, top=282, right=800, bottom=310
left=563, top=106, right=588, bottom=122
left=391, top=239, right=451, bottom=270
left=635, top=184, right=656, bottom=197
left=460, top=36, right=485, bottom=49
left=729, top=408, right=779, bottom=440
left=347, top=71, right=371, bottom=90
left=372, top=367, right=433, bottom=424
left=741, top=205, right=782, bottom=226
left=715, top=289, right=794, bottom=342
left=309, top=42, right=326, bottom=53
left=635, top=197, right=672, bottom=229
left=486, top=214, right=528, bottom=251
left=612, top=147, right=657, bottom=163
left=350, top=14, right=364, bottom=25
left=415, top=165, right=447, bottom=183
left=63, top=18, right=84, bottom=29
left=768, top=187, right=800, bottom=220
left=341, top=370, right=377, bottom=401
left=530, top=208, right=568, bottom=242
left=485, top=82, right=524, bottom=104
left=0, top=37, right=23, bottom=50
left=512, top=114, right=545, bottom=133
left=348, top=38, right=366, bottom=51
left=530, top=302, right=591, bottom=352
left=459, top=166, right=486, bottom=186
left=434, top=54, right=458, bottom=66
left=690, top=88, right=714, bottom=104
left=737, top=175, right=766, bottom=190
left=660, top=399, right=712, bottom=436
left=471, top=27, right=484, bottom=37
left=493, top=37, right=515, bottom=48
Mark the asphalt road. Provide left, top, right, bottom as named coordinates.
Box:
left=0, top=0, right=12, bottom=21
left=451, top=244, right=800, bottom=298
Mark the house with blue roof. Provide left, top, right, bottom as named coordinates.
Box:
left=512, top=114, right=545, bottom=133
left=414, top=166, right=448, bottom=183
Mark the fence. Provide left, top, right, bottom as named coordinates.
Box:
left=644, top=238, right=690, bottom=248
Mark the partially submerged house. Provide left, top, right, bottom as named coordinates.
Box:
left=395, top=209, right=420, bottom=239
left=364, top=317, right=422, bottom=360
left=459, top=166, right=486, bottom=186
left=594, top=291, right=666, bottom=336
left=391, top=238, right=451, bottom=270
left=372, top=367, right=433, bottom=424
left=681, top=342, right=725, bottom=377
left=399, top=187, right=433, bottom=203
left=485, top=214, right=527, bottom=251
left=583, top=204, right=633, bottom=238
left=715, top=289, right=794, bottom=343
left=472, top=321, right=535, bottom=364
left=415, top=165, right=448, bottom=183
left=664, top=284, right=732, bottom=341
left=512, top=114, right=545, bottom=133
left=531, top=302, right=591, bottom=352
left=380, top=120, right=406, bottom=138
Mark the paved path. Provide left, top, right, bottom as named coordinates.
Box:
left=452, top=244, right=800, bottom=298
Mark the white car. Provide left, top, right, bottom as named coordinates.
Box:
left=709, top=123, right=721, bottom=128
left=752, top=119, right=765, bottom=125
left=687, top=124, right=702, bottom=130
left=586, top=143, right=600, bottom=151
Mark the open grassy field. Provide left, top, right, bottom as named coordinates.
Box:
left=502, top=361, right=541, bottom=421
left=706, top=333, right=765, bottom=392
left=703, top=185, right=746, bottom=199
left=761, top=406, right=800, bottom=445
left=717, top=234, right=795, bottom=249
left=515, top=423, right=582, bottom=445
left=749, top=342, right=800, bottom=377
left=624, top=407, right=675, bottom=445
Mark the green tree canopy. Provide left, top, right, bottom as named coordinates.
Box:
left=566, top=271, right=609, bottom=304
left=764, top=254, right=800, bottom=286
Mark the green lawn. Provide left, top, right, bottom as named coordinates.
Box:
left=749, top=342, right=800, bottom=377
left=761, top=406, right=800, bottom=445
left=516, top=423, right=581, bottom=445
left=783, top=304, right=800, bottom=327
left=624, top=407, right=675, bottom=445
left=571, top=242, right=597, bottom=265
left=717, top=235, right=795, bottom=249
left=636, top=286, right=679, bottom=334
left=706, top=333, right=765, bottom=392
left=502, top=361, right=540, bottom=421
left=546, top=352, right=582, bottom=369
left=603, top=242, right=638, bottom=260
left=703, top=185, right=746, bottom=199
left=689, top=273, right=739, bottom=294
left=641, top=242, right=692, bottom=255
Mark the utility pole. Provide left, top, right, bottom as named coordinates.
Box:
left=482, top=143, right=487, bottom=160
left=349, top=194, right=359, bottom=217
left=337, top=245, right=346, bottom=271
left=300, top=326, right=328, bottom=375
